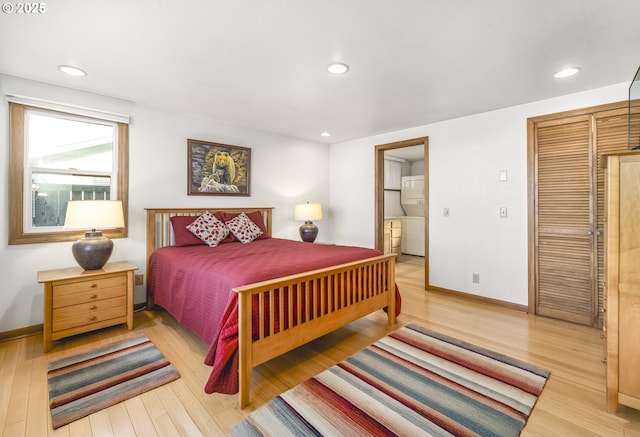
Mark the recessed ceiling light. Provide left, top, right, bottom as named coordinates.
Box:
left=58, top=65, right=87, bottom=77
left=320, top=131, right=332, bottom=137
left=554, top=67, right=581, bottom=78
left=327, top=63, right=349, bottom=75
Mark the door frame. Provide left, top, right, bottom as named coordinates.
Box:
left=375, top=136, right=429, bottom=289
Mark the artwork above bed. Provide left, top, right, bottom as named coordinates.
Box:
left=187, top=139, right=251, bottom=196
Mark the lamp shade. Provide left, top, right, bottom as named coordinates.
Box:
left=294, top=203, right=323, bottom=221
left=64, top=200, right=124, bottom=270
left=64, top=200, right=125, bottom=230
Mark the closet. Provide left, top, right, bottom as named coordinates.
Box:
left=604, top=152, right=640, bottom=412
left=529, top=102, right=631, bottom=327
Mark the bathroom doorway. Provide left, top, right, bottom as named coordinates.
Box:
left=374, top=137, right=429, bottom=290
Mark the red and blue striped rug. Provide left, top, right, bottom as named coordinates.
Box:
left=232, top=324, right=549, bottom=436
left=47, top=335, right=180, bottom=429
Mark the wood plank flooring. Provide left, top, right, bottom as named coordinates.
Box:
left=1, top=255, right=639, bottom=436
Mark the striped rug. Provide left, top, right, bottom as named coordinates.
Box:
left=47, top=335, right=180, bottom=429
left=231, top=324, right=549, bottom=436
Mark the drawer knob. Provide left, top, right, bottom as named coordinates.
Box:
left=91, top=283, right=98, bottom=288
left=89, top=316, right=97, bottom=321
left=90, top=305, right=97, bottom=310
left=90, top=294, right=98, bottom=299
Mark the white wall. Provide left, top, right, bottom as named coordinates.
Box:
left=0, top=74, right=631, bottom=332
left=409, top=160, right=424, bottom=176
left=0, top=74, right=329, bottom=332
left=329, top=83, right=629, bottom=306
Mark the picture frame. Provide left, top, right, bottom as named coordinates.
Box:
left=187, top=139, right=251, bottom=196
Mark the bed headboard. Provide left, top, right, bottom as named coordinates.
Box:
left=145, top=207, right=273, bottom=274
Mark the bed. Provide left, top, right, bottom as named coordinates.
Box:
left=145, top=207, right=399, bottom=408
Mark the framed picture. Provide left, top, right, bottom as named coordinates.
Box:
left=187, top=139, right=251, bottom=196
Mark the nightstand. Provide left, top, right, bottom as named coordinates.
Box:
left=38, top=261, right=138, bottom=352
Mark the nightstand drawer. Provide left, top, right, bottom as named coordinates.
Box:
left=53, top=275, right=126, bottom=296
left=52, top=296, right=127, bottom=332
left=52, top=284, right=126, bottom=308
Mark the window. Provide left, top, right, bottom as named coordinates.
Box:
left=9, top=102, right=129, bottom=244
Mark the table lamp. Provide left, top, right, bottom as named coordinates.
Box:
left=294, top=202, right=323, bottom=243
left=64, top=200, right=125, bottom=270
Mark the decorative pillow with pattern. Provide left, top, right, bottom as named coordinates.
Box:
left=186, top=211, right=230, bottom=247
left=225, top=212, right=263, bottom=243
left=221, top=211, right=270, bottom=242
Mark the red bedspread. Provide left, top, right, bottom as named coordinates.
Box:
left=148, top=238, right=399, bottom=394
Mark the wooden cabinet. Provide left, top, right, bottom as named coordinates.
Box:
left=384, top=219, right=402, bottom=255
left=38, top=261, right=137, bottom=352
left=605, top=152, right=640, bottom=412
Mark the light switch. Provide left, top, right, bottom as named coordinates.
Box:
left=499, top=170, right=508, bottom=182
left=443, top=208, right=450, bottom=217
left=499, top=207, right=508, bottom=218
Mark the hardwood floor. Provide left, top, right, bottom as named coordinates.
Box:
left=1, top=255, right=639, bottom=436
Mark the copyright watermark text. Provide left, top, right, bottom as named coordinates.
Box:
left=2, top=3, right=46, bottom=13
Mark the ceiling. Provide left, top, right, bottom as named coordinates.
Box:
left=1, top=0, right=640, bottom=144
left=385, top=145, right=424, bottom=162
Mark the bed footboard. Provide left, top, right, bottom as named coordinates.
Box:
left=233, top=253, right=396, bottom=408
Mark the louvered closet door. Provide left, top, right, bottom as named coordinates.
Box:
left=536, top=116, right=595, bottom=325
left=594, top=109, right=633, bottom=328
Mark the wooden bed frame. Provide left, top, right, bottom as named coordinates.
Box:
left=145, top=207, right=397, bottom=408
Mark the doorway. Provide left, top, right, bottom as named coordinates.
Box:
left=374, top=137, right=429, bottom=289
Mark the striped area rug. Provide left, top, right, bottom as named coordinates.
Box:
left=47, top=335, right=180, bottom=429
left=231, top=324, right=549, bottom=436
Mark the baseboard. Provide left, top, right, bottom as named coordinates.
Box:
left=0, top=324, right=43, bottom=343
left=1, top=303, right=149, bottom=343
left=0, top=296, right=526, bottom=342
left=428, top=286, right=528, bottom=313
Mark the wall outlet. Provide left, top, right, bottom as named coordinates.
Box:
left=472, top=273, right=480, bottom=284
left=135, top=274, right=144, bottom=285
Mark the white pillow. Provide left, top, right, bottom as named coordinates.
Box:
left=186, top=211, right=229, bottom=247
left=225, top=212, right=263, bottom=243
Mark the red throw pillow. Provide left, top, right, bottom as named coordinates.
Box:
left=170, top=215, right=204, bottom=246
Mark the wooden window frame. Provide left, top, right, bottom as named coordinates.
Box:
left=8, top=102, right=129, bottom=244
